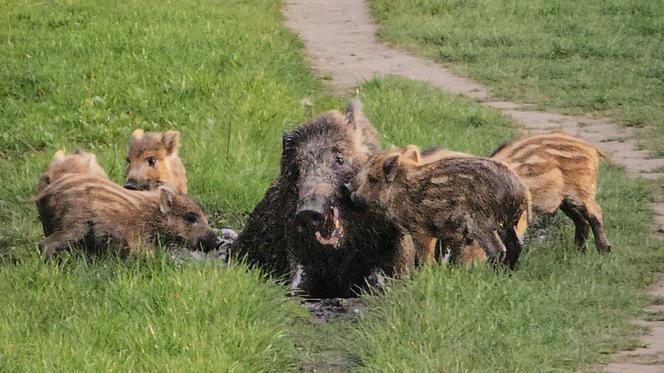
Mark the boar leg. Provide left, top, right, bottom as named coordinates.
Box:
left=411, top=230, right=436, bottom=266
left=289, top=263, right=306, bottom=297
left=394, top=232, right=416, bottom=275
left=39, top=230, right=85, bottom=258
left=475, top=230, right=507, bottom=265
left=456, top=242, right=487, bottom=265
left=579, top=201, right=611, bottom=253
left=560, top=199, right=590, bottom=251
left=502, top=227, right=523, bottom=269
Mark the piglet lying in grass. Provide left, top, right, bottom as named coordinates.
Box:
left=35, top=150, right=219, bottom=258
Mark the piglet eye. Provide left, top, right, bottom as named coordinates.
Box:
left=335, top=154, right=344, bottom=165
left=147, top=157, right=157, bottom=167
left=125, top=157, right=130, bottom=164
left=184, top=212, right=199, bottom=224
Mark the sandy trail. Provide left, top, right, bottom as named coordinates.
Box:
left=284, top=0, right=664, bottom=371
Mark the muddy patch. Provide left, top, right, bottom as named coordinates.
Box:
left=302, top=297, right=367, bottom=324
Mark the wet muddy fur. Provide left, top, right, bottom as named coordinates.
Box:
left=350, top=154, right=530, bottom=269
left=230, top=100, right=415, bottom=298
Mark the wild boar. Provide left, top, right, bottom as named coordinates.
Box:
left=35, top=174, right=218, bottom=258
left=392, top=145, right=527, bottom=265
left=490, top=133, right=610, bottom=252
left=395, top=144, right=472, bottom=165
left=230, top=99, right=415, bottom=297
left=349, top=153, right=531, bottom=268
left=124, top=129, right=188, bottom=193
left=37, top=149, right=109, bottom=193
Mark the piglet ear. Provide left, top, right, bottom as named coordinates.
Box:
left=162, top=131, right=181, bottom=155
left=159, top=186, right=175, bottom=214
left=383, top=155, right=400, bottom=183
left=132, top=129, right=145, bottom=140
left=346, top=98, right=381, bottom=157
left=52, top=149, right=65, bottom=161
left=401, top=145, right=422, bottom=164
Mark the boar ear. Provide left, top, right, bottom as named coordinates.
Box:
left=159, top=187, right=175, bottom=214
left=346, top=98, right=381, bottom=157
left=402, top=145, right=422, bottom=164
left=282, top=130, right=295, bottom=150
left=52, top=149, right=65, bottom=161
left=383, top=155, right=400, bottom=183
left=162, top=131, right=181, bottom=155
left=132, top=129, right=145, bottom=140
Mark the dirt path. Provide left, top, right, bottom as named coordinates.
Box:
left=284, top=0, right=664, bottom=371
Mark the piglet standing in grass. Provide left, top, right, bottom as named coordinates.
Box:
left=35, top=150, right=220, bottom=258
left=348, top=151, right=531, bottom=268
left=491, top=133, right=611, bottom=252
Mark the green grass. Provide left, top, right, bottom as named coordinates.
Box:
left=0, top=0, right=324, bottom=370
left=0, top=257, right=304, bottom=372
left=1, top=0, right=662, bottom=371
left=368, top=0, right=664, bottom=154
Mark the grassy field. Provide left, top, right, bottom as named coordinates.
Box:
left=368, top=0, right=664, bottom=154
left=1, top=0, right=662, bottom=371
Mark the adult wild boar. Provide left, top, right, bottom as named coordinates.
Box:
left=230, top=100, right=415, bottom=297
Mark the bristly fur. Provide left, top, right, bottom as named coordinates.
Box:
left=35, top=173, right=217, bottom=257
left=231, top=100, right=416, bottom=297
left=491, top=132, right=610, bottom=252
left=350, top=153, right=530, bottom=268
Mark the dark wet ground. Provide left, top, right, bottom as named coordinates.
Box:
left=302, top=297, right=367, bottom=323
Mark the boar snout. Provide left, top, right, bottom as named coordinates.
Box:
left=340, top=182, right=352, bottom=204
left=193, top=231, right=221, bottom=252
left=295, top=203, right=325, bottom=231
left=123, top=179, right=139, bottom=190
left=349, top=191, right=368, bottom=209
left=296, top=183, right=334, bottom=231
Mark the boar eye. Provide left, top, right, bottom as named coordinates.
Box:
left=184, top=212, right=199, bottom=224
left=335, top=153, right=344, bottom=165
left=146, top=157, right=157, bottom=167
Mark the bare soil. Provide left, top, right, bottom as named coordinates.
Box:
left=284, top=0, right=664, bottom=371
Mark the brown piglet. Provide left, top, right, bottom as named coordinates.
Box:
left=124, top=129, right=188, bottom=193
left=349, top=152, right=531, bottom=268
left=491, top=133, right=610, bottom=252
left=35, top=171, right=218, bottom=258
left=37, top=149, right=109, bottom=193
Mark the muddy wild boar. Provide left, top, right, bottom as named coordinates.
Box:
left=392, top=145, right=528, bottom=264
left=124, top=129, right=188, bottom=193
left=230, top=99, right=416, bottom=297
left=37, top=149, right=109, bottom=193
left=35, top=173, right=219, bottom=258
left=349, top=152, right=531, bottom=268
left=490, top=133, right=610, bottom=252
